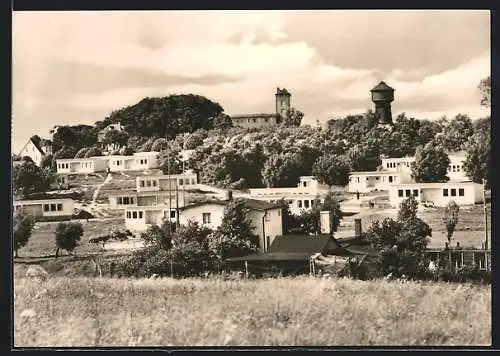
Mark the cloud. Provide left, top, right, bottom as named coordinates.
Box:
left=12, top=11, right=490, bottom=153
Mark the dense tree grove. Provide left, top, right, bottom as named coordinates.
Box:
left=411, top=143, right=450, bottom=183
left=12, top=157, right=54, bottom=197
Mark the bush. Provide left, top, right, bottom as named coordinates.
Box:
left=34, top=215, right=73, bottom=223
left=73, top=209, right=94, bottom=220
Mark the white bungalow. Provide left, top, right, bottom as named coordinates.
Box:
left=56, top=157, right=108, bottom=174
left=245, top=176, right=330, bottom=215
left=13, top=198, right=74, bottom=219
left=348, top=171, right=409, bottom=193
left=388, top=182, right=483, bottom=208
left=136, top=173, right=198, bottom=193
left=106, top=152, right=159, bottom=172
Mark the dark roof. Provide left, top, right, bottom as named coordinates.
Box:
left=28, top=138, right=46, bottom=155
left=232, top=113, right=280, bottom=119
left=226, top=235, right=376, bottom=262
left=179, top=197, right=281, bottom=212
left=276, top=87, right=291, bottom=96
left=268, top=234, right=341, bottom=254
left=370, top=81, right=394, bottom=92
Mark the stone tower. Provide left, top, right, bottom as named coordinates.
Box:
left=275, top=87, right=291, bottom=117
left=370, top=81, right=395, bottom=125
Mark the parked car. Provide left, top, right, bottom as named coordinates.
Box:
left=421, top=200, right=435, bottom=208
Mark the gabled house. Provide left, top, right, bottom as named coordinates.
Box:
left=97, top=124, right=125, bottom=143
left=17, top=138, right=51, bottom=167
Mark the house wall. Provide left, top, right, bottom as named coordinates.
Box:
left=389, top=183, right=482, bottom=207
left=382, top=158, right=415, bottom=172
left=14, top=199, right=74, bottom=217
left=348, top=173, right=404, bottom=193
left=19, top=140, right=44, bottom=166
left=179, top=204, right=226, bottom=230
left=247, top=208, right=283, bottom=252
left=232, top=115, right=280, bottom=129
left=108, top=194, right=137, bottom=209
left=56, top=158, right=107, bottom=174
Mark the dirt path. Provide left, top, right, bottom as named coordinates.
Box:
left=87, top=174, right=113, bottom=217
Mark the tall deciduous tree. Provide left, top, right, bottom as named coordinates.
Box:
left=282, top=108, right=304, bottom=127
left=442, top=201, right=460, bottom=244
left=463, top=123, right=490, bottom=185
left=365, top=196, right=432, bottom=278
left=13, top=211, right=35, bottom=258
left=13, top=159, right=53, bottom=197
left=479, top=76, right=491, bottom=108
left=411, top=143, right=450, bottom=183
left=312, top=154, right=350, bottom=187
left=55, top=222, right=84, bottom=257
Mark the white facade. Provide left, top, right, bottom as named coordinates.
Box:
left=388, top=182, right=483, bottom=208
left=124, top=205, right=178, bottom=232
left=246, top=176, right=329, bottom=215
left=136, top=173, right=198, bottom=193
left=13, top=199, right=74, bottom=218
left=348, top=171, right=409, bottom=193
left=17, top=139, right=47, bottom=167
left=381, top=157, right=415, bottom=172
left=106, top=152, right=159, bottom=172
left=178, top=201, right=283, bottom=252
left=447, top=153, right=469, bottom=182
left=56, top=158, right=108, bottom=174
left=109, top=190, right=195, bottom=209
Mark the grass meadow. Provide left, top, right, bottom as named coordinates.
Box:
left=14, top=276, right=490, bottom=347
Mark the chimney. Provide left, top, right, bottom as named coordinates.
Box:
left=320, top=211, right=331, bottom=235
left=354, top=219, right=362, bottom=238
left=226, top=190, right=233, bottom=201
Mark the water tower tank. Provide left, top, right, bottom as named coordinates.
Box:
left=370, top=81, right=395, bottom=125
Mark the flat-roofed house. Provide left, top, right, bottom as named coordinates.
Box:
left=56, top=157, right=108, bottom=174
left=246, top=176, right=330, bottom=215
left=106, top=152, right=159, bottom=172
left=13, top=198, right=74, bottom=220
left=136, top=173, right=198, bottom=193
left=388, top=182, right=483, bottom=208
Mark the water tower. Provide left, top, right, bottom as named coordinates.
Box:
left=370, top=81, right=395, bottom=126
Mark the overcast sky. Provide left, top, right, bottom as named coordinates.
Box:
left=12, top=10, right=490, bottom=153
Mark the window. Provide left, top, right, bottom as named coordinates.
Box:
left=152, top=180, right=157, bottom=187
left=405, top=190, right=411, bottom=197
left=303, top=181, right=307, bottom=187
left=126, top=211, right=131, bottom=219
left=131, top=197, right=135, bottom=204
left=202, top=213, right=211, bottom=224
left=57, top=203, right=62, bottom=211
left=140, top=181, right=145, bottom=187
left=265, top=118, right=269, bottom=122
left=179, top=179, right=183, bottom=186
left=451, top=189, right=457, bottom=197
left=138, top=211, right=143, bottom=219
left=398, top=190, right=404, bottom=197
left=116, top=160, right=121, bottom=166
left=123, top=197, right=130, bottom=204
left=266, top=236, right=271, bottom=251
left=356, top=177, right=360, bottom=183
left=452, top=165, right=456, bottom=172
left=413, top=189, right=419, bottom=197
left=170, top=210, right=176, bottom=219
left=43, top=204, right=49, bottom=212
left=146, top=180, right=151, bottom=187
left=253, top=119, right=257, bottom=123
left=144, top=159, right=148, bottom=164
left=459, top=188, right=465, bottom=196
left=389, top=176, right=393, bottom=183
left=132, top=211, right=137, bottom=219
left=265, top=213, right=271, bottom=222
left=443, top=189, right=448, bottom=197
left=50, top=204, right=57, bottom=211
left=366, top=177, right=369, bottom=181
left=118, top=197, right=123, bottom=204
left=376, top=177, right=379, bottom=180
left=304, top=200, right=310, bottom=208
left=298, top=200, right=302, bottom=208
left=278, top=210, right=281, bottom=216
left=386, top=163, right=390, bottom=168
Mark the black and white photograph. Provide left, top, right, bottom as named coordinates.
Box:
left=12, top=9, right=491, bottom=347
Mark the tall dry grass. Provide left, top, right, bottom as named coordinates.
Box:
left=14, top=276, right=490, bottom=347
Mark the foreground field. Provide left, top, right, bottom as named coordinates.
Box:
left=14, top=276, right=490, bottom=347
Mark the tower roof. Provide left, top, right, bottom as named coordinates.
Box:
left=370, top=81, right=394, bottom=92
left=275, top=87, right=291, bottom=96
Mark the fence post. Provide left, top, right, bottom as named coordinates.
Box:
left=170, top=261, right=174, bottom=278
left=245, top=260, right=249, bottom=279
left=461, top=252, right=464, bottom=268
left=472, top=251, right=475, bottom=267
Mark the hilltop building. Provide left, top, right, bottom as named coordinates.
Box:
left=231, top=87, right=291, bottom=129
left=370, top=81, right=395, bottom=127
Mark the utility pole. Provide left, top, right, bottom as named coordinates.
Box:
left=483, top=178, right=489, bottom=270
left=168, top=149, right=172, bottom=236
